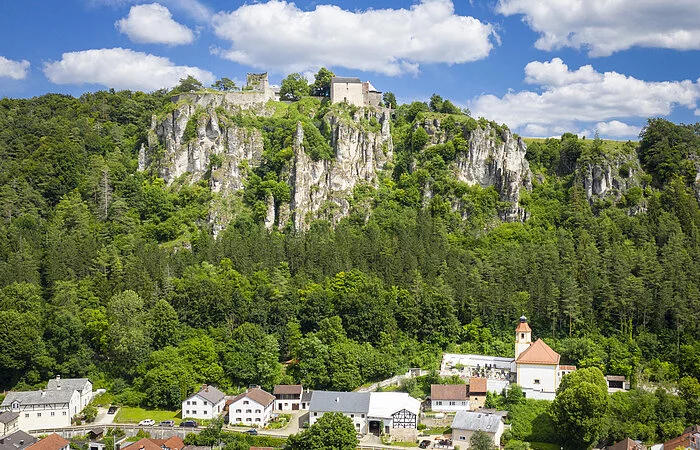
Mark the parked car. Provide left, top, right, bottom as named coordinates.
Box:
left=245, top=429, right=258, bottom=435
left=419, top=440, right=431, bottom=449
left=180, top=420, right=198, bottom=428
left=159, top=420, right=175, bottom=427
left=107, top=406, right=118, bottom=414
left=138, top=419, right=155, bottom=426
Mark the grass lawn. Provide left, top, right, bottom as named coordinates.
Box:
left=422, top=427, right=451, bottom=435
left=114, top=406, right=181, bottom=424
left=530, top=442, right=560, bottom=450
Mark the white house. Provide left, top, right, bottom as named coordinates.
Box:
left=0, top=412, right=19, bottom=436
left=182, top=385, right=226, bottom=421
left=46, top=377, right=92, bottom=410
left=451, top=410, right=506, bottom=448
left=430, top=385, right=470, bottom=412
left=1, top=388, right=80, bottom=430
left=309, top=391, right=420, bottom=440
left=228, top=388, right=275, bottom=428
left=272, top=385, right=303, bottom=411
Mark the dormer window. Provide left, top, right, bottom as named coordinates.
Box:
left=11, top=401, right=19, bottom=410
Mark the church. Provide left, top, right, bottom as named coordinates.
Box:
left=441, top=316, right=576, bottom=400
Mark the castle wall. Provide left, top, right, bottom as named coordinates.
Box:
left=331, top=82, right=364, bottom=107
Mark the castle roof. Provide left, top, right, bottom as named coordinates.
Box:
left=516, top=339, right=560, bottom=365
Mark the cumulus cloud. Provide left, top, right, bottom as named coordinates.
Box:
left=116, top=3, right=195, bottom=45
left=90, top=0, right=211, bottom=21
left=497, top=0, right=700, bottom=56
left=470, top=59, right=700, bottom=139
left=0, top=56, right=30, bottom=80
left=594, top=121, right=641, bottom=138
left=211, top=0, right=498, bottom=75
left=44, top=48, right=215, bottom=91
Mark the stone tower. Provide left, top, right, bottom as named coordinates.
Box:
left=515, top=315, right=532, bottom=360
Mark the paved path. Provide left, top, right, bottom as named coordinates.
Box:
left=93, top=407, right=116, bottom=425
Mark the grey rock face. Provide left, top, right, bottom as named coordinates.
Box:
left=579, top=153, right=644, bottom=202
left=454, top=125, right=532, bottom=221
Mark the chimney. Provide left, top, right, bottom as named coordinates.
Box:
left=40, top=390, right=45, bottom=397
left=56, top=375, right=61, bottom=390
left=335, top=397, right=339, bottom=403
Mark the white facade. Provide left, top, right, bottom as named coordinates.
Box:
left=516, top=363, right=557, bottom=395
left=431, top=399, right=470, bottom=412
left=46, top=377, right=93, bottom=410
left=309, top=407, right=368, bottom=433
left=330, top=78, right=364, bottom=107
left=1, top=390, right=80, bottom=431
left=182, top=394, right=225, bottom=421
left=228, top=392, right=273, bottom=428
left=453, top=421, right=505, bottom=448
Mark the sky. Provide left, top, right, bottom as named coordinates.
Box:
left=2, top=0, right=700, bottom=139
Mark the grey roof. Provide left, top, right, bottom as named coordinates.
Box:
left=46, top=378, right=90, bottom=392
left=191, top=385, right=225, bottom=404
left=1, top=389, right=75, bottom=407
left=309, top=391, right=371, bottom=413
left=301, top=392, right=312, bottom=403
left=451, top=411, right=505, bottom=432
left=0, top=412, right=18, bottom=424
left=0, top=431, right=38, bottom=450
left=331, top=77, right=362, bottom=84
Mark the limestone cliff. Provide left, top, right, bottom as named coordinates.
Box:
left=576, top=145, right=646, bottom=205
left=147, top=95, right=391, bottom=233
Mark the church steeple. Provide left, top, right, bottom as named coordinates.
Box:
left=515, top=315, right=532, bottom=360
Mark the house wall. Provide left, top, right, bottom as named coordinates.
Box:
left=274, top=394, right=301, bottom=411
left=79, top=382, right=93, bottom=410
left=10, top=403, right=73, bottom=430
left=330, top=82, right=364, bottom=107
left=469, top=395, right=486, bottom=410
left=229, top=398, right=272, bottom=427
left=431, top=399, right=470, bottom=412
left=517, top=363, right=557, bottom=394
left=182, top=395, right=225, bottom=420
left=390, top=427, right=418, bottom=442
left=0, top=417, right=19, bottom=435
left=309, top=410, right=367, bottom=434
left=452, top=422, right=504, bottom=449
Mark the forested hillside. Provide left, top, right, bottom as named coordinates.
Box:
left=1, top=86, right=700, bottom=445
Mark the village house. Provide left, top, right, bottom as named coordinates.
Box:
left=467, top=378, right=488, bottom=410
left=25, top=434, right=70, bottom=450
left=0, top=431, right=37, bottom=450
left=272, top=385, right=303, bottom=411
left=228, top=387, right=275, bottom=428
left=309, top=391, right=420, bottom=440
left=663, top=425, right=700, bottom=450
left=181, top=385, right=226, bottom=421
left=606, top=375, right=631, bottom=393
left=606, top=438, right=647, bottom=450
left=121, top=436, right=184, bottom=450
left=0, top=412, right=19, bottom=436
left=430, top=385, right=469, bottom=412
left=451, top=410, right=506, bottom=449
left=0, top=376, right=92, bottom=431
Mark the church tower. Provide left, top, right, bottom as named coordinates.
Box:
left=515, top=315, right=532, bottom=360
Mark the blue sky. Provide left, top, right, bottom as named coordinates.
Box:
left=2, top=0, right=700, bottom=139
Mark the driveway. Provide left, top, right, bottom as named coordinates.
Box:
left=93, top=407, right=116, bottom=425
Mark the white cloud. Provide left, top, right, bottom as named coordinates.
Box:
left=211, top=0, right=498, bottom=76
left=594, top=121, right=641, bottom=138
left=497, top=0, right=700, bottom=56
left=470, top=59, right=700, bottom=139
left=90, top=0, right=211, bottom=21
left=116, top=3, right=195, bottom=45
left=43, top=48, right=215, bottom=91
left=0, top=56, right=30, bottom=80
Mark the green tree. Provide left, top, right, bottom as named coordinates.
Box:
left=429, top=94, right=444, bottom=113
left=551, top=367, right=609, bottom=449
left=149, top=299, right=180, bottom=350
left=470, top=430, right=495, bottom=450
left=285, top=412, right=357, bottom=450
left=280, top=73, right=310, bottom=101
left=172, top=75, right=204, bottom=93
left=212, top=78, right=237, bottom=91
left=311, top=68, right=335, bottom=97
left=382, top=92, right=397, bottom=109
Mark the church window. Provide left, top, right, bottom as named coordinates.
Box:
left=534, top=379, right=540, bottom=385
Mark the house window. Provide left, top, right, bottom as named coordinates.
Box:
left=192, top=401, right=197, bottom=405
left=63, top=412, right=67, bottom=416
left=51, top=412, right=55, bottom=416
left=187, top=401, right=190, bottom=405
left=37, top=413, right=41, bottom=417
left=243, top=401, right=249, bottom=405
left=192, top=411, right=197, bottom=415
left=534, top=379, right=540, bottom=385
left=350, top=414, right=354, bottom=418
left=314, top=412, right=317, bottom=417
left=521, top=333, right=525, bottom=339
left=236, top=418, right=241, bottom=422
left=11, top=401, right=19, bottom=410
left=246, top=418, right=252, bottom=422
left=449, top=401, right=456, bottom=406
left=459, top=436, right=466, bottom=441
left=361, top=414, right=365, bottom=418
left=25, top=414, right=29, bottom=418
left=204, top=411, right=208, bottom=414
left=435, top=401, right=441, bottom=405
left=255, top=418, right=260, bottom=422
left=255, top=409, right=261, bottom=413
left=246, top=409, right=252, bottom=413
left=186, top=410, right=190, bottom=414
left=355, top=423, right=360, bottom=429
left=236, top=409, right=241, bottom=413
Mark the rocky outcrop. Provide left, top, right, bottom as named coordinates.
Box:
left=454, top=126, right=532, bottom=221
left=578, top=152, right=644, bottom=203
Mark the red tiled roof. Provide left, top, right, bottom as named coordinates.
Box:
left=468, top=378, right=487, bottom=394
left=124, top=436, right=184, bottom=450
left=26, top=434, right=70, bottom=450
left=430, top=384, right=467, bottom=401
left=273, top=385, right=302, bottom=395
left=559, top=365, right=577, bottom=371
left=608, top=438, right=646, bottom=450
left=515, top=322, right=531, bottom=333
left=516, top=339, right=560, bottom=365
left=232, top=388, right=275, bottom=407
